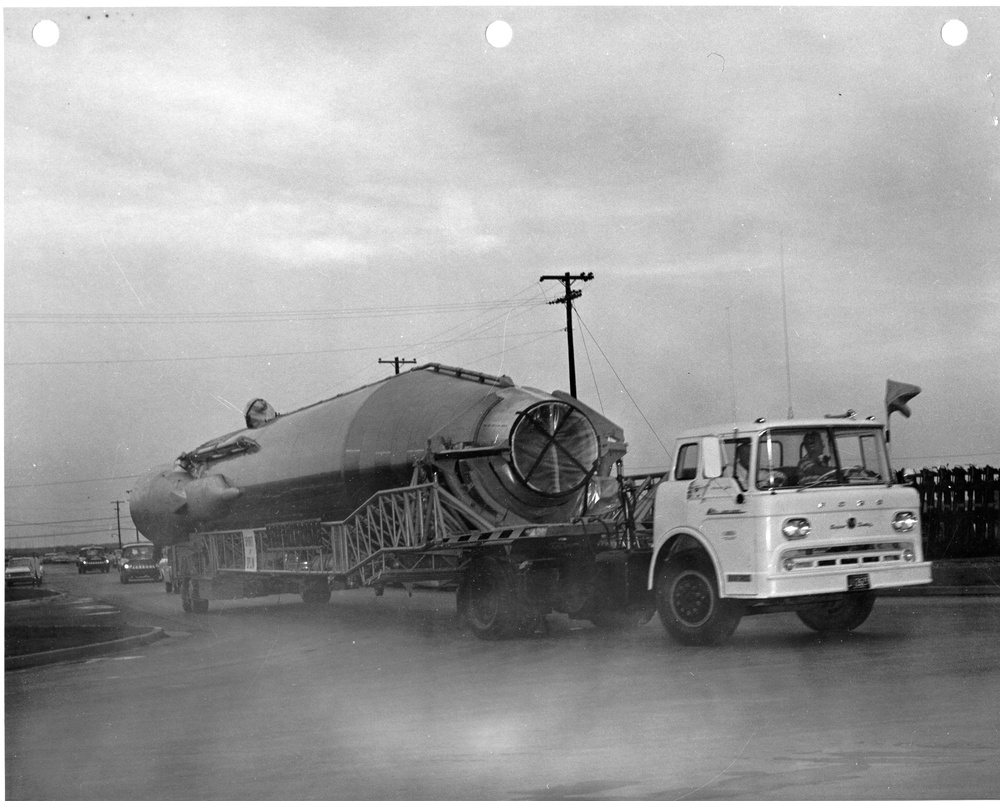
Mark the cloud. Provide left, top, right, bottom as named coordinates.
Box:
left=259, top=235, right=375, bottom=265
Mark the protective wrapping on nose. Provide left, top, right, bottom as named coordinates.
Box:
left=509, top=401, right=600, bottom=496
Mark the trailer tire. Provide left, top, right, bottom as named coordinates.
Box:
left=796, top=592, right=875, bottom=633
left=457, top=557, right=526, bottom=640
left=656, top=552, right=742, bottom=645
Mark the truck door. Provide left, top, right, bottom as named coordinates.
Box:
left=687, top=437, right=759, bottom=596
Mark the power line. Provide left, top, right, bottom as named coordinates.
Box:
left=5, top=329, right=556, bottom=366
left=573, top=312, right=672, bottom=460
left=6, top=528, right=136, bottom=542
left=4, top=516, right=119, bottom=527
left=5, top=473, right=144, bottom=490
left=4, top=300, right=545, bottom=325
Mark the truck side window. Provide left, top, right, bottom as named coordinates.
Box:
left=675, top=442, right=699, bottom=481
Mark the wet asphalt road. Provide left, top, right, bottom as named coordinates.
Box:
left=5, top=566, right=999, bottom=801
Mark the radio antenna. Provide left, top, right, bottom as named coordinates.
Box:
left=726, top=306, right=738, bottom=427
left=780, top=231, right=794, bottom=419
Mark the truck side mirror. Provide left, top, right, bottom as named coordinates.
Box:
left=701, top=436, right=723, bottom=479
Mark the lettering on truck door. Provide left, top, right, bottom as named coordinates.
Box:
left=689, top=437, right=758, bottom=595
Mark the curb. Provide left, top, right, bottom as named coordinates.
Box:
left=4, top=626, right=168, bottom=671
left=4, top=590, right=68, bottom=607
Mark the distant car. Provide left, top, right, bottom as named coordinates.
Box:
left=51, top=553, right=76, bottom=564
left=6, top=557, right=43, bottom=587
left=77, top=547, right=111, bottom=574
left=42, top=552, right=60, bottom=564
left=120, top=544, right=162, bottom=584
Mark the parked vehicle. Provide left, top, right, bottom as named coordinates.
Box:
left=119, top=543, right=162, bottom=584
left=130, top=363, right=931, bottom=642
left=5, top=557, right=43, bottom=587
left=77, top=547, right=111, bottom=574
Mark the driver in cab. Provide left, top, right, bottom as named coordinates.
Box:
left=797, top=431, right=831, bottom=478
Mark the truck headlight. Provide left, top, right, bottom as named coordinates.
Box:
left=782, top=517, right=811, bottom=540
left=892, top=511, right=917, bottom=532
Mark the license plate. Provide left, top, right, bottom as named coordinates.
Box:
left=847, top=573, right=871, bottom=591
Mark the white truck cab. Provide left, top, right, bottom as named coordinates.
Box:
left=648, top=417, right=931, bottom=644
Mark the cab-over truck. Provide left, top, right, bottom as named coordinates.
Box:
left=137, top=365, right=930, bottom=643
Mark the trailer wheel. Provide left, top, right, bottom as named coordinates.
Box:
left=796, top=592, right=875, bottom=633
left=457, top=558, right=528, bottom=640
left=655, top=552, right=742, bottom=645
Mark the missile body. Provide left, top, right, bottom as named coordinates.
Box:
left=130, top=364, right=626, bottom=546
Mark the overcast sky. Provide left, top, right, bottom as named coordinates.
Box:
left=5, top=6, right=999, bottom=549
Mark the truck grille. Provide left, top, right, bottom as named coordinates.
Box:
left=780, top=541, right=913, bottom=571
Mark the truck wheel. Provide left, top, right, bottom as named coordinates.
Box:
left=457, top=557, right=529, bottom=640
left=655, top=552, right=742, bottom=645
left=796, top=592, right=876, bottom=633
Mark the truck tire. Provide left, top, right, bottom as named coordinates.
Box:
left=796, top=592, right=875, bottom=633
left=655, top=552, right=742, bottom=645
left=457, top=557, right=535, bottom=640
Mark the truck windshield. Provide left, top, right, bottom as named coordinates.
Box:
left=756, top=427, right=890, bottom=489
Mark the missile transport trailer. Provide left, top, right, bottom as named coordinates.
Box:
left=131, top=363, right=932, bottom=643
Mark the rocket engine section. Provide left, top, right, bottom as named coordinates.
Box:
left=130, top=364, right=627, bottom=546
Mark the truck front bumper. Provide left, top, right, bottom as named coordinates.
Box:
left=760, top=561, right=932, bottom=599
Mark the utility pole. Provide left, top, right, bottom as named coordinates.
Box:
left=379, top=357, right=416, bottom=375
left=540, top=272, right=594, bottom=398
left=111, top=500, right=123, bottom=549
